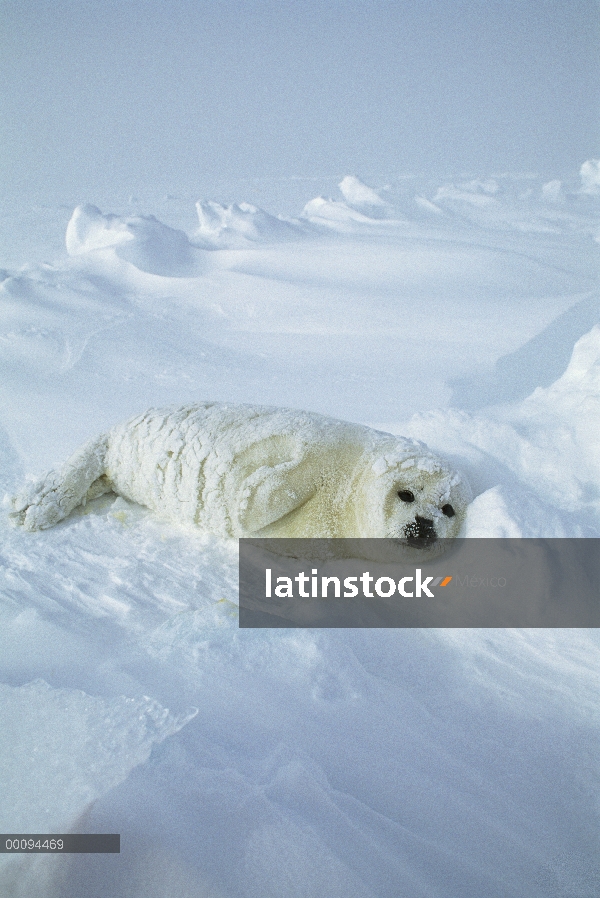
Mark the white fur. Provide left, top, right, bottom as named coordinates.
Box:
left=10, top=404, right=471, bottom=550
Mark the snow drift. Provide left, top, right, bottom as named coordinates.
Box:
left=194, top=200, right=302, bottom=247
left=66, top=204, right=200, bottom=276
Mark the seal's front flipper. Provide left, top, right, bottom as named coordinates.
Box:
left=236, top=460, right=319, bottom=535
left=224, top=434, right=320, bottom=536
left=10, top=435, right=109, bottom=531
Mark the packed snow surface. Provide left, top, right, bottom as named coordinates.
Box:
left=0, top=167, right=599, bottom=897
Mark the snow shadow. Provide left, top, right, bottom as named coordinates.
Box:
left=449, top=292, right=600, bottom=409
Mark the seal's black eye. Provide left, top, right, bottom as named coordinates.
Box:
left=397, top=490, right=415, bottom=503
left=442, top=504, right=455, bottom=517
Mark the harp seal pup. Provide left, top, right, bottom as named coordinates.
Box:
left=9, top=403, right=470, bottom=555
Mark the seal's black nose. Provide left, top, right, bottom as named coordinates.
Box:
left=404, top=515, right=437, bottom=547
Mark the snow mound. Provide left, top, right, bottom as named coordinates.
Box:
left=66, top=204, right=198, bottom=276
left=580, top=158, right=600, bottom=195
left=541, top=179, right=563, bottom=202
left=382, top=171, right=600, bottom=234
left=462, top=485, right=583, bottom=538
left=539, top=322, right=600, bottom=393
left=406, top=325, right=600, bottom=532
left=519, top=324, right=600, bottom=487
left=338, top=175, right=394, bottom=218
left=432, top=180, right=504, bottom=218
left=301, top=176, right=402, bottom=229
left=193, top=200, right=302, bottom=248
left=0, top=678, right=196, bottom=832
left=301, top=195, right=385, bottom=228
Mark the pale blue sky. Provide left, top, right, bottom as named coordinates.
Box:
left=1, top=0, right=598, bottom=209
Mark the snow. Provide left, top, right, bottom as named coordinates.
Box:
left=0, top=679, right=196, bottom=833
left=0, top=165, right=599, bottom=896
left=194, top=201, right=302, bottom=248
left=338, top=176, right=395, bottom=219
left=65, top=204, right=200, bottom=277
left=580, top=159, right=600, bottom=195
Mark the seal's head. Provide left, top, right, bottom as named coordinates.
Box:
left=352, top=439, right=471, bottom=557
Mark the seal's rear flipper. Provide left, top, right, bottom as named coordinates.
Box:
left=9, top=435, right=109, bottom=531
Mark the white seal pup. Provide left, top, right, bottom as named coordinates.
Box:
left=9, top=403, right=470, bottom=553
